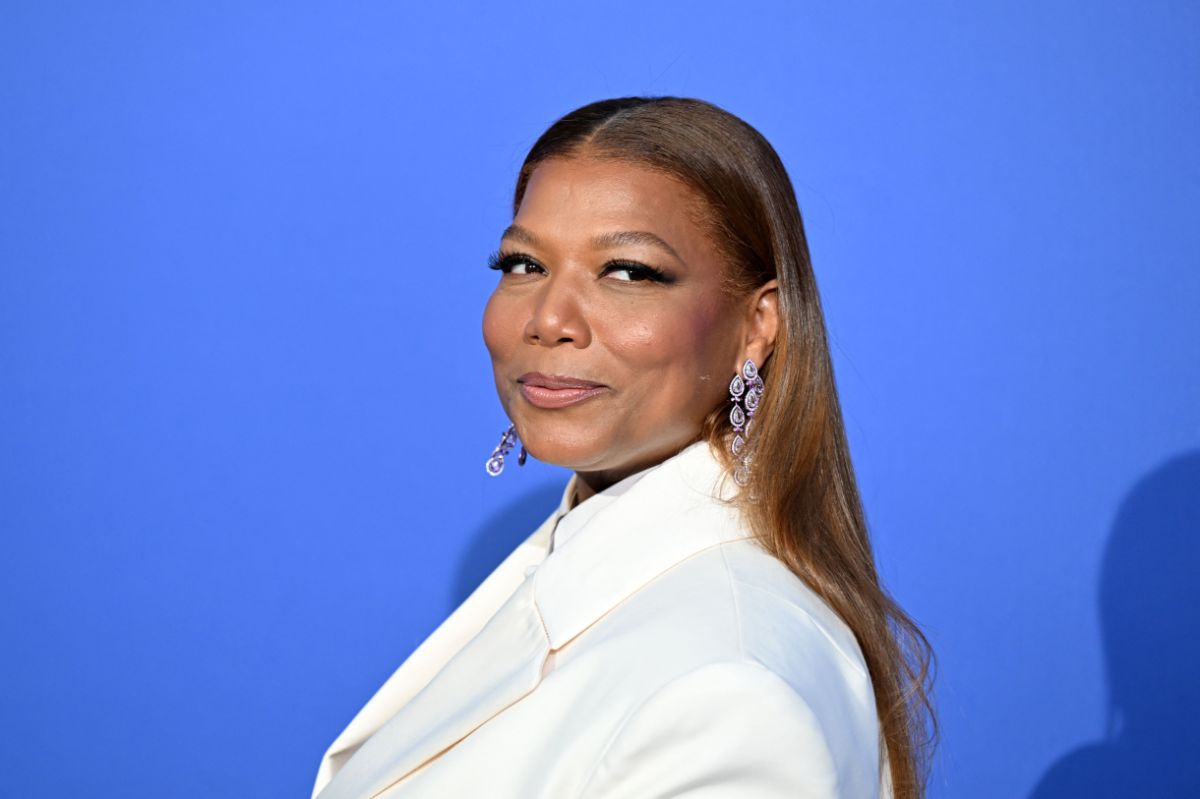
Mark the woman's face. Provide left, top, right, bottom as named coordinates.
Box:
left=482, top=155, right=776, bottom=490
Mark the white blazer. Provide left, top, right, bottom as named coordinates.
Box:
left=312, top=440, right=891, bottom=798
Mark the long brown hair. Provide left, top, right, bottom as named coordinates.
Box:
left=511, top=96, right=938, bottom=797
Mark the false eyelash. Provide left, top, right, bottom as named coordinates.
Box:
left=487, top=249, right=539, bottom=272
left=601, top=260, right=674, bottom=284
left=486, top=249, right=674, bottom=284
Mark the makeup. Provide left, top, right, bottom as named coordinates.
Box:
left=518, top=372, right=609, bottom=409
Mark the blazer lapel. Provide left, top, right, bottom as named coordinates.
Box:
left=313, top=488, right=572, bottom=799
left=535, top=439, right=753, bottom=650
left=316, top=439, right=751, bottom=798
left=317, top=570, right=552, bottom=799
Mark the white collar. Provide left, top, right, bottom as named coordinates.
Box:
left=549, top=458, right=657, bottom=554
left=531, top=438, right=750, bottom=649
left=314, top=438, right=752, bottom=799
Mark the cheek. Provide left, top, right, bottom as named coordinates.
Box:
left=606, top=298, right=727, bottom=374
left=482, top=291, right=516, bottom=360
left=686, top=299, right=731, bottom=354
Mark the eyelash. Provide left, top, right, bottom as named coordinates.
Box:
left=486, top=250, right=673, bottom=284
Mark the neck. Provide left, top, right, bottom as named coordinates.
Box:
left=569, top=437, right=702, bottom=508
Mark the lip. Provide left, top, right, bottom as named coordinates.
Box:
left=518, top=372, right=609, bottom=409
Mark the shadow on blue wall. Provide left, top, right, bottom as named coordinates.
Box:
left=1029, top=450, right=1200, bottom=797
left=448, top=481, right=566, bottom=609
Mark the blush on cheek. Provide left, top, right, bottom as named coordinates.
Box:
left=689, top=297, right=738, bottom=365
left=688, top=301, right=725, bottom=342
left=609, top=324, right=685, bottom=377
left=609, top=303, right=726, bottom=373
left=612, top=320, right=657, bottom=352
left=682, top=305, right=728, bottom=357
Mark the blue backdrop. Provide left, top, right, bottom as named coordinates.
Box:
left=2, top=2, right=1197, bottom=797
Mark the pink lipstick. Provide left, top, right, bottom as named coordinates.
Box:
left=518, top=372, right=608, bottom=409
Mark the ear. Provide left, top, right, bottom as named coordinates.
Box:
left=742, top=278, right=779, bottom=370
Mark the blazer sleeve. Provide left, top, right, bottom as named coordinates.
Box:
left=576, top=660, right=842, bottom=798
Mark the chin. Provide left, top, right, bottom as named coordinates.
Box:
left=516, top=423, right=615, bottom=472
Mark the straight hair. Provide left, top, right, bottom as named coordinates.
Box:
left=511, top=96, right=938, bottom=798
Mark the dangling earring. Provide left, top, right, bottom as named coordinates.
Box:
left=485, top=423, right=528, bottom=476
left=728, top=358, right=763, bottom=487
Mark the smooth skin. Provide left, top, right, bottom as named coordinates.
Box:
left=482, top=154, right=779, bottom=506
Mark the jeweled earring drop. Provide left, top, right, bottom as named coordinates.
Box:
left=485, top=423, right=527, bottom=476
left=728, top=358, right=764, bottom=486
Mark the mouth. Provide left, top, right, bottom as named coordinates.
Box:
left=517, top=372, right=609, bottom=409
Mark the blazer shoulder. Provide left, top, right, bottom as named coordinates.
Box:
left=576, top=659, right=844, bottom=798
left=627, top=537, right=871, bottom=685
left=572, top=539, right=888, bottom=798
left=582, top=537, right=878, bottom=730
left=719, top=537, right=872, bottom=683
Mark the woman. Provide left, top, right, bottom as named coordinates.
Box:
left=311, top=96, right=937, bottom=799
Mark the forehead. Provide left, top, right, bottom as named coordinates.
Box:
left=514, top=156, right=713, bottom=255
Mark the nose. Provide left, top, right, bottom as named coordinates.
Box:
left=523, top=275, right=591, bottom=348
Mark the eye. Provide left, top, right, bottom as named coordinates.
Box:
left=601, top=260, right=673, bottom=284
left=487, top=250, right=545, bottom=276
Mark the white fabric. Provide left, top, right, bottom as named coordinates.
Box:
left=550, top=459, right=654, bottom=554
left=311, top=440, right=891, bottom=798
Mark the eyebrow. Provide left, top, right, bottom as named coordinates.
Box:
left=500, top=224, right=684, bottom=264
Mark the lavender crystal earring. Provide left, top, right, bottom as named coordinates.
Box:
left=728, top=358, right=764, bottom=486
left=485, top=423, right=528, bottom=476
